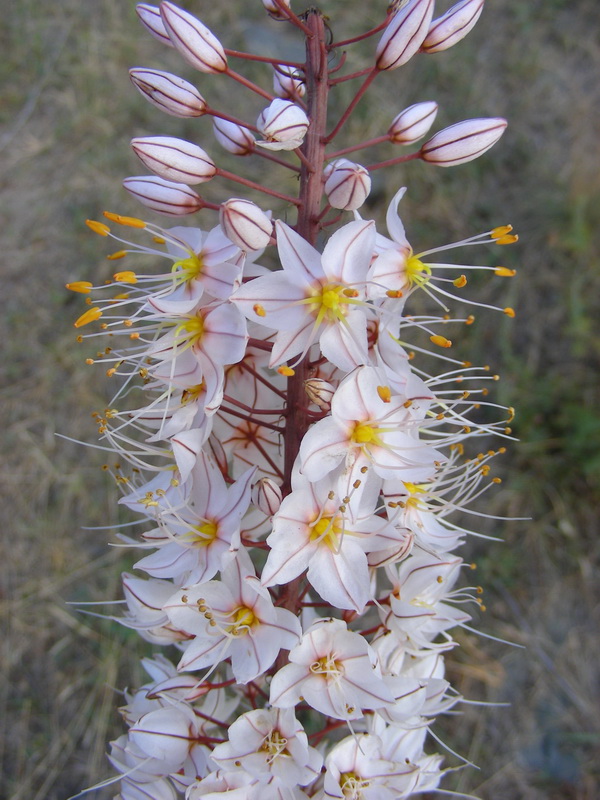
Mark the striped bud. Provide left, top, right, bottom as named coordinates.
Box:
left=136, top=4, right=173, bottom=47
left=273, top=65, right=306, bottom=101
left=421, top=117, right=507, bottom=167
left=376, top=0, right=435, bottom=71
left=220, top=199, right=273, bottom=251
left=304, top=378, right=335, bottom=411
left=422, top=0, right=485, bottom=53
left=389, top=101, right=438, bottom=144
left=256, top=99, right=309, bottom=151
left=129, top=68, right=206, bottom=118
left=324, top=159, right=371, bottom=211
left=262, top=0, right=291, bottom=20
left=213, top=118, right=256, bottom=155
left=131, top=136, right=216, bottom=185
left=160, top=1, right=227, bottom=74
left=123, top=176, right=204, bottom=216
left=251, top=478, right=283, bottom=517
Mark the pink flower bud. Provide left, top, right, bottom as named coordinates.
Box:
left=421, top=117, right=507, bottom=167
left=131, top=136, right=216, bottom=185
left=160, top=1, right=227, bottom=74
left=323, top=159, right=371, bottom=211
left=220, top=199, right=273, bottom=250
left=136, top=4, right=173, bottom=47
left=213, top=118, right=256, bottom=155
left=421, top=0, right=485, bottom=53
left=262, top=0, right=291, bottom=20
left=376, top=0, right=435, bottom=71
left=304, top=378, right=335, bottom=411
left=129, top=68, right=206, bottom=118
left=251, top=478, right=283, bottom=517
left=256, top=99, right=309, bottom=151
left=123, top=176, right=204, bottom=215
left=388, top=101, right=438, bottom=144
left=273, top=64, right=306, bottom=101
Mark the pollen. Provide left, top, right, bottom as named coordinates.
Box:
left=278, top=365, right=295, bottom=376
left=377, top=385, right=391, bottom=403
left=495, top=234, right=519, bottom=245
left=103, top=211, right=147, bottom=229
left=66, top=281, right=93, bottom=294
left=453, top=274, right=467, bottom=288
left=253, top=303, right=266, bottom=317
left=495, top=266, right=517, bottom=277
left=86, top=219, right=110, bottom=236
left=430, top=334, right=452, bottom=348
left=113, top=271, right=138, bottom=283
left=491, top=224, right=513, bottom=238
left=74, top=307, right=102, bottom=328
left=503, top=307, right=516, bottom=317
left=107, top=250, right=127, bottom=261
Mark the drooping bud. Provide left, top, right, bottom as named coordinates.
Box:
left=256, top=99, right=309, bottom=151
left=220, top=199, right=273, bottom=250
left=389, top=101, right=438, bottom=144
left=131, top=136, right=217, bottom=185
left=421, top=117, right=507, bottom=166
left=304, top=378, right=335, bottom=411
left=376, top=0, right=435, bottom=71
left=421, top=0, right=485, bottom=53
left=323, top=159, right=371, bottom=211
left=136, top=4, right=173, bottom=47
left=262, top=0, right=291, bottom=20
left=273, top=64, right=306, bottom=101
left=123, top=176, right=204, bottom=215
left=212, top=118, right=256, bottom=155
left=159, top=1, right=227, bottom=74
left=129, top=68, right=206, bottom=118
left=251, top=478, right=283, bottom=517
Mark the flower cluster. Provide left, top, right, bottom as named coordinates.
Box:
left=68, top=1, right=518, bottom=798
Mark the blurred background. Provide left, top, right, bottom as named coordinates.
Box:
left=1, top=1, right=598, bottom=798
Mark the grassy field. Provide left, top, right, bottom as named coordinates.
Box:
left=1, top=1, right=599, bottom=798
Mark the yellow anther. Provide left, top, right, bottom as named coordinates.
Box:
left=106, top=367, right=117, bottom=377
left=495, top=266, right=517, bottom=277
left=465, top=315, right=475, bottom=325
left=453, top=275, right=467, bottom=288
left=107, top=250, right=127, bottom=261
left=504, top=307, right=516, bottom=318
left=491, top=225, right=513, bottom=238
left=103, top=211, right=146, bottom=228
left=386, top=289, right=403, bottom=298
left=403, top=399, right=413, bottom=408
left=85, top=297, right=92, bottom=305
left=123, top=319, right=133, bottom=327
left=86, top=219, right=110, bottom=236
left=85, top=358, right=94, bottom=365
left=66, top=281, right=93, bottom=294
left=130, top=332, right=140, bottom=339
left=113, top=271, right=138, bottom=283
left=253, top=303, right=266, bottom=317
left=481, top=465, right=491, bottom=475
left=470, top=562, right=477, bottom=570
left=278, top=365, right=295, bottom=376
left=495, top=234, right=519, bottom=245
left=112, top=293, right=130, bottom=301
left=430, top=334, right=452, bottom=348
left=343, top=288, right=359, bottom=297
left=74, top=307, right=102, bottom=328
left=377, top=385, right=391, bottom=403
left=436, top=575, right=443, bottom=584
left=492, top=477, right=502, bottom=484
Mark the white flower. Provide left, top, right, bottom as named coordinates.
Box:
left=256, top=99, right=309, bottom=151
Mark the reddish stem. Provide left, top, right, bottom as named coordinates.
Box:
left=327, top=134, right=392, bottom=159
left=367, top=151, right=421, bottom=171
left=217, top=168, right=301, bottom=206
left=324, top=68, right=379, bottom=143
left=330, top=16, right=392, bottom=48
left=226, top=67, right=274, bottom=101
left=224, top=48, right=304, bottom=69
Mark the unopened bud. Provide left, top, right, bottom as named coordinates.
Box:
left=251, top=478, right=283, bottom=517
left=421, top=118, right=507, bottom=167
left=136, top=4, right=173, bottom=47
left=131, top=136, right=216, bottom=185
left=213, top=118, right=256, bottom=155
left=324, top=159, right=371, bottom=211
left=422, top=0, right=484, bottom=53
left=304, top=378, right=335, bottom=410
left=376, top=0, right=435, bottom=71
left=220, top=199, right=273, bottom=250
left=256, top=99, right=309, bottom=151
left=123, top=176, right=203, bottom=216
left=273, top=64, right=306, bottom=101
left=129, top=708, right=192, bottom=767
left=129, top=68, right=206, bottom=118
left=160, top=1, right=227, bottom=74
left=389, top=101, right=438, bottom=144
left=262, top=0, right=291, bottom=20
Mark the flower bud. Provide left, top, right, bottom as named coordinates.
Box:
left=256, top=99, right=309, bottom=151
left=129, top=708, right=192, bottom=768
left=131, top=136, right=217, bottom=185
left=376, top=0, right=435, bottom=71
left=421, top=117, right=507, bottom=167
left=389, top=101, right=438, bottom=144
left=136, top=4, right=173, bottom=47
left=220, top=199, right=273, bottom=250
left=273, top=64, right=306, bottom=101
left=129, top=68, right=206, bottom=118
left=323, top=159, right=371, bottom=211
left=262, top=0, right=291, bottom=20
left=123, top=176, right=204, bottom=215
left=304, top=378, right=335, bottom=411
left=213, top=118, right=256, bottom=155
left=251, top=478, right=283, bottom=517
left=421, top=0, right=484, bottom=53
left=159, top=1, right=227, bottom=74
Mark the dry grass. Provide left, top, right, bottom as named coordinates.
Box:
left=1, top=1, right=598, bottom=798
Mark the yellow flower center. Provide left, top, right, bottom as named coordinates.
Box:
left=183, top=520, right=218, bottom=547
left=173, top=253, right=204, bottom=283
left=227, top=606, right=257, bottom=636
left=340, top=771, right=370, bottom=798
left=309, top=515, right=343, bottom=550
left=175, top=314, right=205, bottom=347
left=260, top=730, right=289, bottom=762
left=310, top=654, right=344, bottom=680
left=351, top=422, right=379, bottom=445
left=406, top=255, right=432, bottom=287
